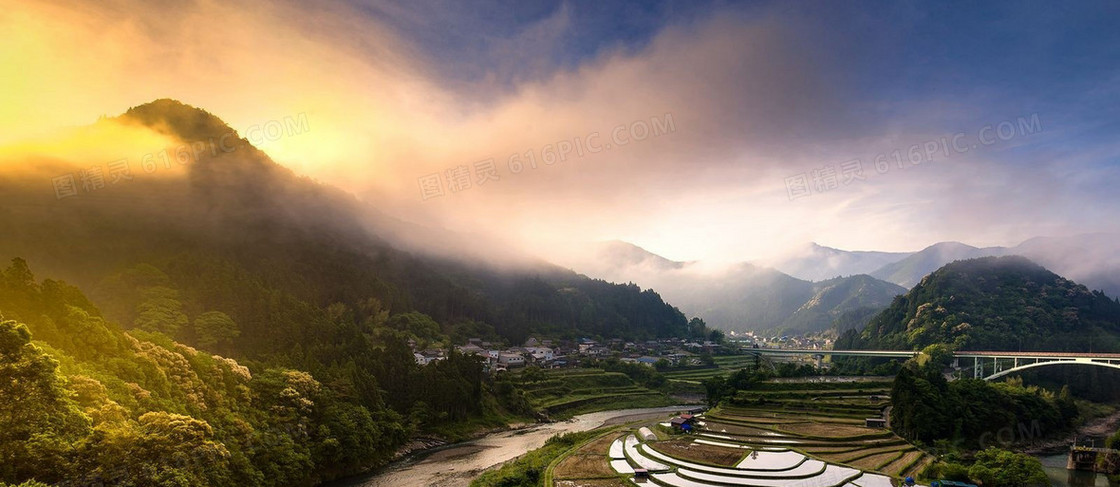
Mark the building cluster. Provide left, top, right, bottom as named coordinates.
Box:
left=411, top=336, right=726, bottom=371
left=733, top=331, right=833, bottom=350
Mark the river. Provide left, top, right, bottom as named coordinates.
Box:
left=332, top=406, right=690, bottom=487
left=1039, top=452, right=1118, bottom=487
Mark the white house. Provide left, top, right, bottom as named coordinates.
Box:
left=526, top=347, right=554, bottom=361
left=498, top=352, right=526, bottom=367
left=414, top=352, right=444, bottom=366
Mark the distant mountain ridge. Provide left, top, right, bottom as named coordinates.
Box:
left=562, top=233, right=1120, bottom=334
left=764, top=243, right=914, bottom=282
left=862, top=236, right=1120, bottom=298
left=561, top=241, right=906, bottom=334
left=868, top=241, right=1005, bottom=288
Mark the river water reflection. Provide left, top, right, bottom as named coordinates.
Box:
left=1039, top=453, right=1118, bottom=487
left=333, top=406, right=690, bottom=487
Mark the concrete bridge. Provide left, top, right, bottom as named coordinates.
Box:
left=744, top=348, right=1120, bottom=380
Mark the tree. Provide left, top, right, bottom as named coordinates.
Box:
left=193, top=311, right=240, bottom=351
left=688, top=318, right=707, bottom=339
left=76, top=412, right=231, bottom=487
left=967, top=448, right=1048, bottom=487
left=708, top=329, right=725, bottom=344
left=701, top=375, right=729, bottom=407
left=133, top=286, right=189, bottom=336
left=0, top=320, right=90, bottom=484
left=384, top=312, right=444, bottom=348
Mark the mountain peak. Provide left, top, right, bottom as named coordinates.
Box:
left=117, top=98, right=236, bottom=143
left=595, top=240, right=685, bottom=270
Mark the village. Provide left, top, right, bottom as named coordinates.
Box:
left=411, top=332, right=835, bottom=372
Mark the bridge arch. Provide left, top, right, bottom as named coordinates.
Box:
left=984, top=359, right=1120, bottom=381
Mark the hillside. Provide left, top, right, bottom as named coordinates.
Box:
left=0, top=100, right=694, bottom=345
left=0, top=99, right=709, bottom=485
left=786, top=275, right=909, bottom=332
left=840, top=256, right=1120, bottom=352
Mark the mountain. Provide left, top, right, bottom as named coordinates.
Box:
left=763, top=243, right=913, bottom=282
left=0, top=99, right=709, bottom=485
left=868, top=241, right=1005, bottom=288
left=786, top=275, right=911, bottom=332
left=1, top=99, right=694, bottom=344
left=591, top=240, right=687, bottom=272
left=561, top=241, right=906, bottom=333
left=860, top=237, right=1120, bottom=298
left=840, top=256, right=1120, bottom=352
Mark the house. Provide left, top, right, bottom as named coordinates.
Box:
left=634, top=468, right=649, bottom=482
left=457, top=343, right=485, bottom=355
left=414, top=352, right=444, bottom=366
left=498, top=352, right=526, bottom=367
left=865, top=418, right=887, bottom=428
left=670, top=417, right=694, bottom=432
left=525, top=347, right=554, bottom=361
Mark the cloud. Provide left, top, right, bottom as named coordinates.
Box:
left=3, top=0, right=1118, bottom=266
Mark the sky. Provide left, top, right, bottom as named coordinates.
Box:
left=2, top=0, right=1119, bottom=264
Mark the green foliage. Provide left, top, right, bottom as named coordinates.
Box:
left=0, top=102, right=708, bottom=485
left=133, top=286, right=189, bottom=336
left=966, top=447, right=1048, bottom=486
left=469, top=430, right=598, bottom=487
left=1107, top=428, right=1120, bottom=450
left=0, top=260, right=418, bottom=486
left=849, top=256, right=1120, bottom=352
left=0, top=320, right=90, bottom=483
left=890, top=360, right=1075, bottom=449
left=192, top=311, right=240, bottom=351
left=701, top=367, right=766, bottom=407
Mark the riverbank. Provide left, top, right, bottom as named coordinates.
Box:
left=386, top=421, right=534, bottom=464
left=335, top=406, right=690, bottom=487
left=1027, top=407, right=1120, bottom=455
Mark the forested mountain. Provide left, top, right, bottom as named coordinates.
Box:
left=839, top=256, right=1120, bottom=352
left=560, top=241, right=905, bottom=333
left=0, top=99, right=693, bottom=345
left=0, top=99, right=705, bottom=486
left=785, top=275, right=909, bottom=332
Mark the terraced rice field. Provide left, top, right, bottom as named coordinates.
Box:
left=660, top=356, right=767, bottom=384
left=547, top=378, right=936, bottom=487
left=516, top=369, right=676, bottom=417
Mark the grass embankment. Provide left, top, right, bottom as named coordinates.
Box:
left=470, top=428, right=623, bottom=487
